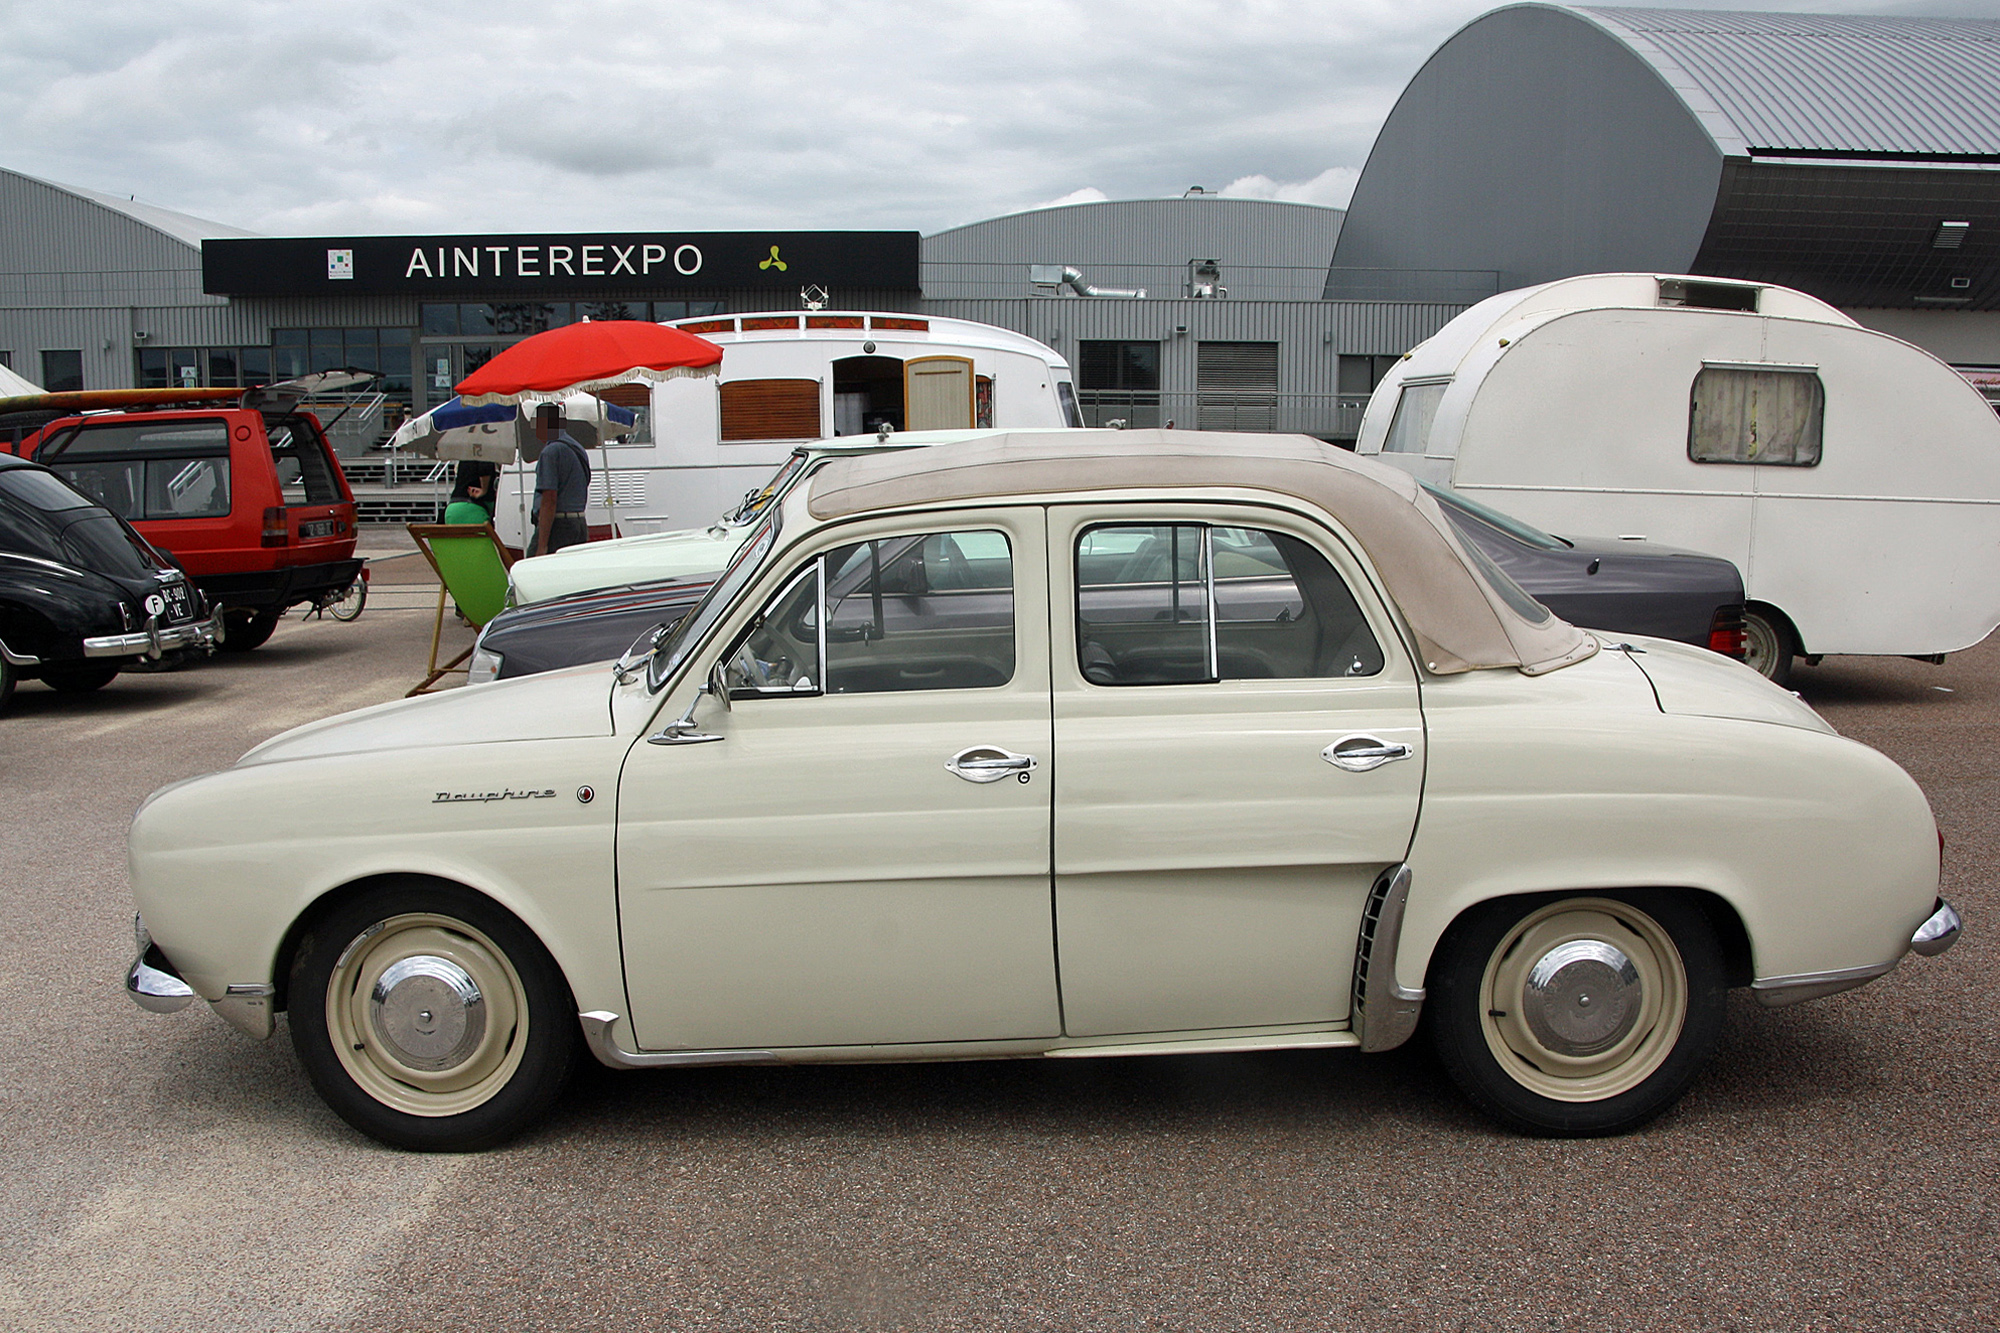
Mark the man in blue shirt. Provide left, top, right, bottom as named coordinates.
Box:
left=530, top=404, right=591, bottom=556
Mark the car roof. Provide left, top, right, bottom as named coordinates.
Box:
left=806, top=429, right=1597, bottom=676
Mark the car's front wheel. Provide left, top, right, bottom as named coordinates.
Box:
left=1429, top=891, right=1724, bottom=1136
left=288, top=882, right=579, bottom=1151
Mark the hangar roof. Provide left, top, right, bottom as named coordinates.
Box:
left=1575, top=7, right=2000, bottom=161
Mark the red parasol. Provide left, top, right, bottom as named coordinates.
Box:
left=455, top=320, right=723, bottom=405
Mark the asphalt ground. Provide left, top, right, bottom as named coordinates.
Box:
left=0, top=547, right=1993, bottom=1332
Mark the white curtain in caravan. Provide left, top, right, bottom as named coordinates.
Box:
left=1689, top=367, right=1824, bottom=466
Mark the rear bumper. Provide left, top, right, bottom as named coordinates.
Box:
left=84, top=611, right=222, bottom=660
left=194, top=559, right=362, bottom=615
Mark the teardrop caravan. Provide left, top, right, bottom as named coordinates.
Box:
left=494, top=312, right=1079, bottom=548
left=1354, top=274, right=2000, bottom=682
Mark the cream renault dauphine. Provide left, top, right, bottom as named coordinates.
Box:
left=126, top=432, right=1961, bottom=1149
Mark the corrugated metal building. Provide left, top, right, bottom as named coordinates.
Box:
left=1326, top=4, right=2000, bottom=369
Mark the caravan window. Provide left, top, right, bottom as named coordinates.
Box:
left=1688, top=367, right=1823, bottom=466
left=1382, top=381, right=1447, bottom=455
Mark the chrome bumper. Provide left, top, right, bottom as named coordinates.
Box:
left=1911, top=897, right=1962, bottom=958
left=124, top=915, right=275, bottom=1038
left=86, top=611, right=223, bottom=660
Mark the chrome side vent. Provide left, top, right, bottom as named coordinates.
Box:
left=1350, top=863, right=1425, bottom=1053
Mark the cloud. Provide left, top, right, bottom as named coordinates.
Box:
left=0, top=0, right=1969, bottom=237
left=1220, top=168, right=1361, bottom=209
left=1030, top=187, right=1112, bottom=210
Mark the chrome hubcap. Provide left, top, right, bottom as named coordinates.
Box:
left=370, top=954, right=486, bottom=1072
left=1521, top=938, right=1641, bottom=1057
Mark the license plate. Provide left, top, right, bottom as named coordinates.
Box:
left=299, top=518, right=338, bottom=540
left=161, top=581, right=194, bottom=622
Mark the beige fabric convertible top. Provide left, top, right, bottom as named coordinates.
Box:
left=807, top=430, right=1597, bottom=675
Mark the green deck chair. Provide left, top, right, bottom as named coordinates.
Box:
left=406, top=522, right=517, bottom=695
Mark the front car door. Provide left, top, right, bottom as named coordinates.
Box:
left=615, top=506, right=1059, bottom=1052
left=1050, top=503, right=1425, bottom=1037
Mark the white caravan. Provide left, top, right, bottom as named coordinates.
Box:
left=495, top=311, right=1079, bottom=548
left=1355, top=273, right=2000, bottom=682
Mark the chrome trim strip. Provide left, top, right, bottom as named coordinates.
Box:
left=1351, top=864, right=1425, bottom=1052
left=125, top=915, right=195, bottom=1014
left=1911, top=898, right=1962, bottom=958
left=578, top=1010, right=779, bottom=1070
left=84, top=612, right=222, bottom=660
left=0, top=635, right=41, bottom=667
left=212, top=984, right=276, bottom=1040
left=1751, top=961, right=1897, bottom=1008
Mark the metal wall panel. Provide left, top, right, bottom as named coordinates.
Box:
left=924, top=198, right=1344, bottom=300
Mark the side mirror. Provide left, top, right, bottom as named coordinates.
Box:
left=647, top=660, right=730, bottom=745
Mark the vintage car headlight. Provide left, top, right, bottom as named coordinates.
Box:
left=466, top=643, right=504, bottom=686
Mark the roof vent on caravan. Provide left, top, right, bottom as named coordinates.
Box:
left=1657, top=279, right=1760, bottom=313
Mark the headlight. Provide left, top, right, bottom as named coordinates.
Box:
left=467, top=644, right=504, bottom=686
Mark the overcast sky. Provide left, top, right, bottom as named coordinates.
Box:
left=1, top=0, right=1991, bottom=238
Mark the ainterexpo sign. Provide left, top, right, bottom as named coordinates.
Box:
left=202, top=232, right=921, bottom=297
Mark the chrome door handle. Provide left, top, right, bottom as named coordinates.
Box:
left=1322, top=735, right=1414, bottom=773
left=946, top=745, right=1039, bottom=784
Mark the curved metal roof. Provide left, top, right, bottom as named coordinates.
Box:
left=1572, top=6, right=2000, bottom=160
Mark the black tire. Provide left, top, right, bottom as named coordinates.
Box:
left=288, top=881, right=580, bottom=1151
left=41, top=663, right=119, bottom=693
left=0, top=657, right=13, bottom=715
left=1429, top=890, right=1725, bottom=1137
left=218, top=608, right=281, bottom=652
left=1741, top=607, right=1793, bottom=686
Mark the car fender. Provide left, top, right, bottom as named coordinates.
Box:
left=1396, top=684, right=1938, bottom=995
left=129, top=737, right=633, bottom=1019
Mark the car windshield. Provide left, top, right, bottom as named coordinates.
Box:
left=647, top=512, right=779, bottom=692
left=1421, top=481, right=1571, bottom=550
left=718, top=452, right=810, bottom=526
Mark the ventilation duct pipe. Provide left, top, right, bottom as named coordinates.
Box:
left=1060, top=266, right=1146, bottom=299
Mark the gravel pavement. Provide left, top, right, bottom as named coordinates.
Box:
left=0, top=568, right=1992, bottom=1333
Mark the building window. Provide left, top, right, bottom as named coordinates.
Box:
left=1688, top=367, right=1823, bottom=466
left=1337, top=355, right=1400, bottom=398
left=136, top=345, right=281, bottom=390
left=1196, top=341, right=1277, bottom=431
left=41, top=350, right=83, bottom=394
left=1077, top=341, right=1161, bottom=428
left=271, top=329, right=414, bottom=397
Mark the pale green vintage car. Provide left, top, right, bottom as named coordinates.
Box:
left=127, top=432, right=1960, bottom=1150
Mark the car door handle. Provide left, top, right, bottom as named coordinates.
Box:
left=1322, top=735, right=1414, bottom=773
left=945, top=746, right=1039, bottom=784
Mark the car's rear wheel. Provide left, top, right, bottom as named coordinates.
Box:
left=1430, top=891, right=1724, bottom=1136
left=218, top=608, right=281, bottom=652
left=288, top=882, right=578, bottom=1151
left=42, top=663, right=119, bottom=693
left=1741, top=607, right=1793, bottom=685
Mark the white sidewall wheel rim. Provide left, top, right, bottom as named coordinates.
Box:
left=325, top=913, right=529, bottom=1118
left=1742, top=610, right=1788, bottom=681
left=1477, top=898, right=1688, bottom=1104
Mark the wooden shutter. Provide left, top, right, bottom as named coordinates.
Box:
left=719, top=379, right=822, bottom=442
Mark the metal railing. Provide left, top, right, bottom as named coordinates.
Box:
left=922, top=262, right=1499, bottom=305
left=1077, top=390, right=1371, bottom=438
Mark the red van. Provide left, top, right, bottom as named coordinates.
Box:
left=22, top=384, right=362, bottom=651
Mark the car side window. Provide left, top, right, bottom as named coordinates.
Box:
left=1075, top=523, right=1382, bottom=685
left=726, top=530, right=1016, bottom=697
left=41, top=421, right=233, bottom=520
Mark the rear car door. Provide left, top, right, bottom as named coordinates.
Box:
left=1050, top=504, right=1425, bottom=1037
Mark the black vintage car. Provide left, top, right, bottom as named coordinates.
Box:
left=0, top=453, right=220, bottom=713
left=466, top=482, right=1746, bottom=686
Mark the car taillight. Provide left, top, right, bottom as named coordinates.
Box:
left=262, top=506, right=288, bottom=547
left=1708, top=605, right=1746, bottom=658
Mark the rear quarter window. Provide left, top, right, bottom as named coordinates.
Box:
left=40, top=420, right=232, bottom=520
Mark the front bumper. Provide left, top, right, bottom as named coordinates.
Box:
left=1910, top=897, right=1963, bottom=957
left=85, top=611, right=223, bottom=660
left=124, top=915, right=275, bottom=1039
